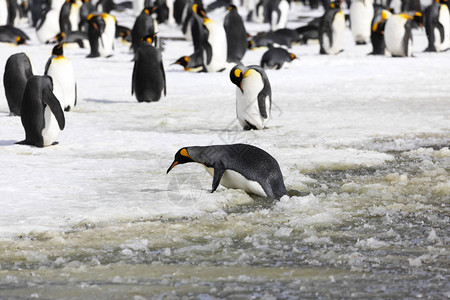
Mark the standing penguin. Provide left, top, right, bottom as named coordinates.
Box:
left=350, top=0, right=374, bottom=45
left=370, top=9, right=392, bottom=55
left=18, top=75, right=65, bottom=147
left=36, top=9, right=61, bottom=43
left=424, top=0, right=450, bottom=52
left=131, top=7, right=157, bottom=53
left=167, top=144, right=288, bottom=199
left=384, top=12, right=423, bottom=57
left=59, top=0, right=82, bottom=33
left=223, top=5, right=247, bottom=63
left=202, top=14, right=228, bottom=72
left=3, top=52, right=34, bottom=116
left=260, top=46, right=297, bottom=69
left=45, top=43, right=77, bottom=111
left=269, top=0, right=290, bottom=31
left=78, top=0, right=95, bottom=32
left=319, top=0, right=346, bottom=55
left=229, top=65, right=271, bottom=130
left=86, top=13, right=117, bottom=58
left=132, top=34, right=166, bottom=102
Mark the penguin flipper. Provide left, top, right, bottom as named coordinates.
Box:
left=160, top=61, right=166, bottom=96
left=74, top=82, right=77, bottom=107
left=131, top=57, right=137, bottom=95
left=437, top=22, right=445, bottom=43
left=42, top=85, right=65, bottom=130
left=44, top=57, right=52, bottom=75
left=211, top=168, right=225, bottom=193
left=257, top=93, right=269, bottom=119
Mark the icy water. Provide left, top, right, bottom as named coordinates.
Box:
left=1, top=2, right=450, bottom=299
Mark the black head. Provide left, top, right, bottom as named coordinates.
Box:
left=167, top=148, right=195, bottom=174
left=329, top=0, right=341, bottom=9
left=16, top=36, right=25, bottom=45
left=56, top=32, right=65, bottom=43
left=172, top=56, right=189, bottom=68
left=192, top=3, right=206, bottom=17
left=413, top=11, right=423, bottom=27
left=228, top=4, right=237, bottom=11
left=289, top=53, right=297, bottom=61
left=141, top=33, right=156, bottom=45
left=230, top=65, right=244, bottom=91
left=52, top=43, right=64, bottom=56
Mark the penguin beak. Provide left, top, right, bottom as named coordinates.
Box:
left=166, top=160, right=178, bottom=174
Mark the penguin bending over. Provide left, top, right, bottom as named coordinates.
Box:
left=18, top=75, right=65, bottom=147
left=45, top=43, right=77, bottom=111
left=86, top=13, right=116, bottom=58
left=132, top=35, right=166, bottom=102
left=260, top=46, right=297, bottom=69
left=319, top=0, right=346, bottom=55
left=384, top=12, right=423, bottom=57
left=424, top=0, right=450, bottom=52
left=3, top=52, right=33, bottom=116
left=167, top=144, right=288, bottom=199
left=230, top=64, right=271, bottom=130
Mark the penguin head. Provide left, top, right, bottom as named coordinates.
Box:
left=192, top=3, right=206, bottom=17
left=230, top=65, right=244, bottom=92
left=289, top=53, right=297, bottom=61
left=141, top=33, right=156, bottom=46
left=167, top=148, right=195, bottom=174
left=172, top=56, right=189, bottom=68
left=15, top=36, right=25, bottom=45
left=413, top=12, right=423, bottom=27
left=56, top=32, right=66, bottom=43
left=228, top=4, right=237, bottom=11
left=381, top=9, right=392, bottom=21
left=52, top=43, right=64, bottom=57
left=329, top=0, right=341, bottom=9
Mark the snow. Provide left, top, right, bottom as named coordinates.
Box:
left=0, top=3, right=449, bottom=241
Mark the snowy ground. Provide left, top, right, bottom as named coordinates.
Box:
left=0, top=2, right=449, bottom=298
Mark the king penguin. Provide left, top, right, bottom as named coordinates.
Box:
left=132, top=34, right=166, bottom=102
left=86, top=13, right=116, bottom=57
left=269, top=0, right=290, bottom=31
left=36, top=8, right=61, bottom=44
left=223, top=5, right=247, bottom=63
left=59, top=0, right=82, bottom=33
left=319, top=0, right=346, bottom=55
left=202, top=13, right=228, bottom=72
left=18, top=75, right=65, bottom=147
left=229, top=64, right=271, bottom=130
left=349, top=0, right=374, bottom=45
left=260, top=46, right=297, bottom=69
left=424, top=0, right=450, bottom=52
left=45, top=43, right=77, bottom=111
left=370, top=9, right=392, bottom=55
left=384, top=12, right=423, bottom=57
left=167, top=144, right=288, bottom=199
left=3, top=52, right=33, bottom=116
left=131, top=7, right=158, bottom=54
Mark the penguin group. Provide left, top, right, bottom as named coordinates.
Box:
left=1, top=0, right=449, bottom=199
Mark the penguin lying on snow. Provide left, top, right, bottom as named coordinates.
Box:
left=3, top=52, right=33, bottom=116
left=17, top=75, right=65, bottom=147
left=172, top=50, right=203, bottom=72
left=0, top=25, right=29, bottom=44
left=167, top=144, right=288, bottom=199
left=230, top=64, right=272, bottom=130
left=261, top=46, right=297, bottom=69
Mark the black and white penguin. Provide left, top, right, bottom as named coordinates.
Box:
left=3, top=52, right=33, bottom=116
left=116, top=24, right=132, bottom=44
left=131, top=7, right=157, bottom=53
left=0, top=25, right=29, bottom=44
left=269, top=0, right=290, bottom=31
left=86, top=13, right=117, bottom=58
left=319, top=0, right=346, bottom=55
left=296, top=24, right=319, bottom=44
left=132, top=35, right=166, bottom=102
left=223, top=5, right=247, bottom=63
left=424, top=0, right=449, bottom=52
left=45, top=43, right=77, bottom=111
left=167, top=144, right=288, bottom=199
left=59, top=0, right=82, bottom=33
left=172, top=50, right=203, bottom=72
left=202, top=14, right=228, bottom=72
left=0, top=0, right=20, bottom=26
left=36, top=8, right=61, bottom=43
left=229, top=64, right=271, bottom=130
left=260, top=46, right=297, bottom=69
left=248, top=29, right=296, bottom=49
left=17, top=75, right=65, bottom=147
left=384, top=12, right=423, bottom=57
left=349, top=0, right=374, bottom=44
left=370, top=8, right=392, bottom=55
left=78, top=0, right=95, bottom=32
left=55, top=30, right=88, bottom=48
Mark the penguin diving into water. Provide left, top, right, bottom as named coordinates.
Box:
left=230, top=64, right=272, bottom=130
left=167, top=144, right=288, bottom=199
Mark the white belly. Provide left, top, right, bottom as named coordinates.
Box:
left=203, top=21, right=227, bottom=72
left=436, top=5, right=450, bottom=51
left=68, top=2, right=81, bottom=31
left=350, top=0, right=374, bottom=43
left=384, top=15, right=409, bottom=57
left=205, top=167, right=267, bottom=197
left=0, top=0, right=7, bottom=26
left=36, top=10, right=61, bottom=43
left=271, top=0, right=289, bottom=31
left=42, top=106, right=61, bottom=146
left=323, top=12, right=345, bottom=54
left=46, top=58, right=76, bottom=110
left=133, top=0, right=144, bottom=16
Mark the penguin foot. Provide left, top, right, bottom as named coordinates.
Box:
left=355, top=41, right=367, bottom=45
left=86, top=53, right=100, bottom=58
